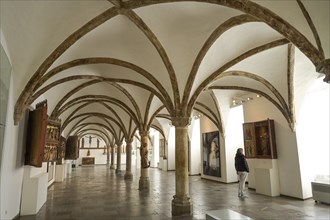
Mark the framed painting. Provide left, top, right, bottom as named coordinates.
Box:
left=243, top=119, right=277, bottom=159
left=202, top=131, right=221, bottom=177
left=159, top=138, right=165, bottom=157
left=243, top=123, right=256, bottom=158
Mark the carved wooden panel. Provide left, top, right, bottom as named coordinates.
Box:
left=56, top=136, right=66, bottom=164
left=82, top=157, right=95, bottom=165
left=65, top=135, right=79, bottom=160
left=43, top=118, right=61, bottom=162
left=25, top=101, right=47, bottom=167
left=243, top=119, right=277, bottom=159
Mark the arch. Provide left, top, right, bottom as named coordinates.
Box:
left=69, top=122, right=115, bottom=140
left=14, top=0, right=326, bottom=124
left=54, top=96, right=139, bottom=126
left=61, top=112, right=127, bottom=138
left=36, top=57, right=174, bottom=113
left=218, top=71, right=290, bottom=114
left=147, top=105, right=166, bottom=130
left=65, top=115, right=119, bottom=143
left=49, top=79, right=143, bottom=123
left=59, top=101, right=127, bottom=136
left=124, top=10, right=180, bottom=109
left=182, top=14, right=259, bottom=109
left=209, top=86, right=292, bottom=128
left=123, top=0, right=323, bottom=64
left=150, top=124, right=167, bottom=144
left=31, top=76, right=165, bottom=110
left=187, top=39, right=289, bottom=114
left=76, top=129, right=112, bottom=146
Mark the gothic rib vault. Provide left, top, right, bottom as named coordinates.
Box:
left=1, top=0, right=329, bottom=216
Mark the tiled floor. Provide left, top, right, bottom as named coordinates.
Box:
left=18, top=166, right=329, bottom=220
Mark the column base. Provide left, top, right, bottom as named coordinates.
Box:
left=115, top=169, right=122, bottom=174
left=139, top=177, right=150, bottom=190
left=124, top=171, right=133, bottom=180
left=110, top=164, right=115, bottom=169
left=171, top=195, right=193, bottom=216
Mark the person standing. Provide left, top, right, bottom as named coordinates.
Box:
left=235, top=148, right=249, bottom=198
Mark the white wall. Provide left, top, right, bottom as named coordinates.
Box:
left=0, top=74, right=25, bottom=220
left=134, top=137, right=140, bottom=169
left=295, top=78, right=330, bottom=199
left=200, top=116, right=227, bottom=182
left=150, top=130, right=159, bottom=168
left=224, top=105, right=244, bottom=183
left=78, top=149, right=108, bottom=165
left=189, top=118, right=201, bottom=175
left=243, top=95, right=303, bottom=198
left=167, top=126, right=175, bottom=171
left=199, top=107, right=244, bottom=183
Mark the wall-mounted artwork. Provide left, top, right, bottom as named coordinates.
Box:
left=43, top=118, right=61, bottom=162
left=243, top=123, right=256, bottom=158
left=159, top=138, right=165, bottom=157
left=243, top=119, right=277, bottom=159
left=25, top=101, right=48, bottom=167
left=65, top=135, right=79, bottom=159
left=56, top=136, right=66, bottom=164
left=202, top=131, right=221, bottom=177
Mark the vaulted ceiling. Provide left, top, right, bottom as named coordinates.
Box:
left=1, top=0, right=329, bottom=144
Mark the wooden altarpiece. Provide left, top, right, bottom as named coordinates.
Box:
left=243, top=119, right=277, bottom=159
left=25, top=101, right=48, bottom=167
left=65, top=135, right=79, bottom=160
left=43, top=118, right=61, bottom=162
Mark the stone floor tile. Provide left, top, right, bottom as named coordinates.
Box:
left=17, top=166, right=330, bottom=220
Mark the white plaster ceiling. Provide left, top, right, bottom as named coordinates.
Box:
left=1, top=0, right=329, bottom=140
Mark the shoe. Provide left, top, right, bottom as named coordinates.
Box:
left=238, top=192, right=242, bottom=198
left=241, top=194, right=248, bottom=198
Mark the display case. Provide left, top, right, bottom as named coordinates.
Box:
left=243, top=119, right=277, bottom=159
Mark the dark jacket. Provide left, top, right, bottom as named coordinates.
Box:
left=235, top=153, right=249, bottom=172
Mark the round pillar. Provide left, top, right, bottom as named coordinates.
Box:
left=116, top=142, right=122, bottom=174
left=139, top=131, right=150, bottom=190
left=124, top=141, right=133, bottom=180
left=110, top=145, right=115, bottom=169
left=171, top=117, right=193, bottom=216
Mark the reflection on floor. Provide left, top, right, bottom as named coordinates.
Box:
left=18, top=166, right=329, bottom=220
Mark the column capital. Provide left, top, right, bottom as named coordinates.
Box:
left=139, top=130, right=149, bottom=137
left=317, top=59, right=330, bottom=83
left=125, top=139, right=133, bottom=144
left=171, top=117, right=191, bottom=127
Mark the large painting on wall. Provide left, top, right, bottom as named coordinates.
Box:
left=243, top=119, right=277, bottom=159
left=202, top=131, right=221, bottom=177
left=159, top=138, right=165, bottom=157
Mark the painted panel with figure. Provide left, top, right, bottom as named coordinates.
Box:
left=202, top=131, right=221, bottom=177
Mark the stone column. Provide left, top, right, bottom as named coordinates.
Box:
left=106, top=145, right=110, bottom=166
left=116, top=142, right=122, bottom=174
left=110, top=145, right=115, bottom=169
left=171, top=117, right=193, bottom=216
left=139, top=131, right=150, bottom=190
left=124, top=140, right=133, bottom=180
